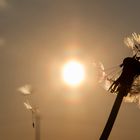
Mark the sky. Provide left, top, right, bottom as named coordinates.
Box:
left=1, top=0, right=140, bottom=140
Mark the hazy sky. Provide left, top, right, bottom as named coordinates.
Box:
left=1, top=0, right=140, bottom=140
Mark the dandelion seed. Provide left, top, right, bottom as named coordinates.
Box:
left=124, top=37, right=134, bottom=49
left=24, top=102, right=33, bottom=110
left=18, top=85, right=32, bottom=95
left=132, top=32, right=140, bottom=44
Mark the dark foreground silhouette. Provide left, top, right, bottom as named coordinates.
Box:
left=109, top=56, right=140, bottom=95
left=100, top=56, right=140, bottom=140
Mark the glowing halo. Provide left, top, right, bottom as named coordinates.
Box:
left=62, top=60, right=85, bottom=86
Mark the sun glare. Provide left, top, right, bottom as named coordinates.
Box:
left=62, top=60, right=85, bottom=86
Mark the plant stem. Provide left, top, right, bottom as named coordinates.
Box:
left=100, top=91, right=125, bottom=140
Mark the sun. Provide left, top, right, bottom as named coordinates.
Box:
left=62, top=60, right=85, bottom=86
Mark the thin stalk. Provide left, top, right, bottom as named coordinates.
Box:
left=35, top=112, right=40, bottom=140
left=100, top=90, right=126, bottom=140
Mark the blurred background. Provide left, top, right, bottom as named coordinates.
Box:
left=1, top=0, right=140, bottom=140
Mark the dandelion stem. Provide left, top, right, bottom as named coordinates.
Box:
left=35, top=114, right=40, bottom=140
left=100, top=90, right=125, bottom=140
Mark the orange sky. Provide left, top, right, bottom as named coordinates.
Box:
left=1, top=0, right=140, bottom=140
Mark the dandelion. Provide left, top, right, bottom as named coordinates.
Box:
left=100, top=33, right=140, bottom=140
left=18, top=84, right=40, bottom=140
